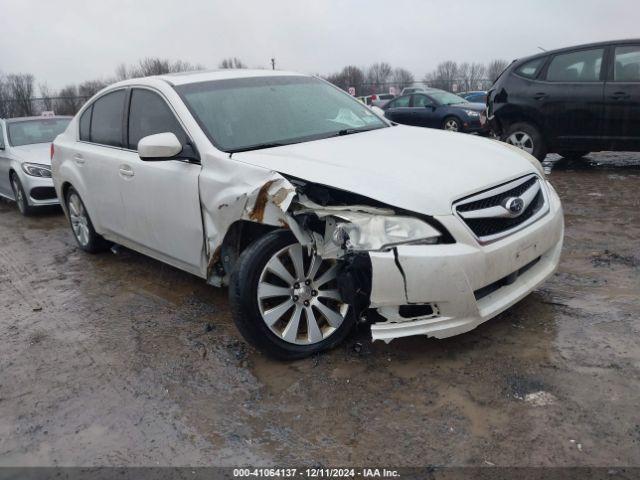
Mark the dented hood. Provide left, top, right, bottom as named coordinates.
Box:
left=232, top=125, right=537, bottom=215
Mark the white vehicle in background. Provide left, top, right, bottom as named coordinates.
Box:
left=0, top=116, right=71, bottom=215
left=365, top=93, right=395, bottom=108
left=52, top=70, right=563, bottom=360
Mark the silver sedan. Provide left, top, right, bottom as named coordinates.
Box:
left=0, top=116, right=71, bottom=215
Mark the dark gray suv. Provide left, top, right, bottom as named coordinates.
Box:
left=488, top=39, right=640, bottom=161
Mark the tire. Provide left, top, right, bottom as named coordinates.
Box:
left=65, top=187, right=110, bottom=253
left=502, top=122, right=547, bottom=161
left=558, top=151, right=589, bottom=160
left=442, top=116, right=462, bottom=132
left=229, top=229, right=355, bottom=360
left=10, top=173, right=36, bottom=216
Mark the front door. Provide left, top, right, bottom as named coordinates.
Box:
left=409, top=94, right=440, bottom=128
left=117, top=88, right=204, bottom=275
left=603, top=44, right=640, bottom=149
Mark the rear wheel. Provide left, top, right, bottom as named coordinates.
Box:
left=65, top=187, right=109, bottom=253
left=558, top=151, right=589, bottom=160
left=443, top=116, right=461, bottom=132
left=503, top=122, right=547, bottom=161
left=229, top=230, right=354, bottom=360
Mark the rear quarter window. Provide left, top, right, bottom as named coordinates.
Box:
left=89, top=90, right=126, bottom=147
left=79, top=106, right=92, bottom=141
left=515, top=58, right=545, bottom=79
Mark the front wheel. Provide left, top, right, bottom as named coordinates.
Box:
left=10, top=173, right=35, bottom=216
left=229, top=230, right=354, bottom=360
left=502, top=122, right=547, bottom=161
left=443, top=117, right=462, bottom=132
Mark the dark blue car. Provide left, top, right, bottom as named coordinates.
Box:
left=460, top=90, right=488, bottom=103
left=382, top=89, right=487, bottom=133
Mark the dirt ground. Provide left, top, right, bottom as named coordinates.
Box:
left=0, top=153, right=639, bottom=467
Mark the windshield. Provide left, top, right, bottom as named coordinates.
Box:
left=7, top=118, right=70, bottom=147
left=176, top=76, right=387, bottom=152
left=429, top=91, right=468, bottom=106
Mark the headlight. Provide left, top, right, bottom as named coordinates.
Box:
left=463, top=109, right=480, bottom=117
left=331, top=213, right=441, bottom=251
left=21, top=163, right=52, bottom=178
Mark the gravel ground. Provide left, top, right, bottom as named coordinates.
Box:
left=0, top=152, right=639, bottom=467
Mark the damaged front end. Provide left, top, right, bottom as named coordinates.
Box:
left=203, top=168, right=450, bottom=342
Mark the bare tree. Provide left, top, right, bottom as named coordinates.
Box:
left=39, top=83, right=55, bottom=111
left=326, top=65, right=366, bottom=95
left=486, top=59, right=509, bottom=83
left=54, top=85, right=83, bottom=116
left=457, top=62, right=470, bottom=91
left=366, top=62, right=393, bottom=93
left=468, top=62, right=486, bottom=91
left=0, top=75, right=12, bottom=118
left=424, top=61, right=459, bottom=92
left=219, top=57, right=247, bottom=69
left=7, top=74, right=35, bottom=117
left=392, top=68, right=414, bottom=91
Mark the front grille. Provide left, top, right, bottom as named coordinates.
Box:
left=455, top=174, right=548, bottom=243
left=30, top=187, right=57, bottom=200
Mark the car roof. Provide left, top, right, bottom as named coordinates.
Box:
left=3, top=115, right=72, bottom=123
left=159, top=69, right=307, bottom=86
left=514, top=38, right=640, bottom=64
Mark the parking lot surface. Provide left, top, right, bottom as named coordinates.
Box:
left=1, top=153, right=639, bottom=467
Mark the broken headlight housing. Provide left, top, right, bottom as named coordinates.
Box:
left=21, top=163, right=52, bottom=178
left=332, top=213, right=441, bottom=251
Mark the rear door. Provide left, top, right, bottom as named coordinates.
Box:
left=537, top=47, right=606, bottom=150
left=117, top=87, right=204, bottom=275
left=603, top=44, right=640, bottom=148
left=74, top=89, right=129, bottom=237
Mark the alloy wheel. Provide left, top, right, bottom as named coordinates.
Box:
left=506, top=131, right=534, bottom=154
left=257, top=244, right=348, bottom=345
left=444, top=119, right=459, bottom=131
left=68, top=193, right=90, bottom=247
left=11, top=177, right=25, bottom=214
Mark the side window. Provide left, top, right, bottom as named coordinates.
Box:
left=515, top=58, right=545, bottom=78
left=614, top=45, right=640, bottom=82
left=79, top=106, right=92, bottom=141
left=90, top=90, right=126, bottom=147
left=546, top=48, right=604, bottom=82
left=389, top=96, right=410, bottom=108
left=412, top=95, right=434, bottom=108
left=127, top=89, right=187, bottom=150
left=0, top=124, right=5, bottom=149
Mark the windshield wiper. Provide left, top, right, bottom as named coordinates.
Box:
left=331, top=126, right=384, bottom=137
left=228, top=142, right=288, bottom=153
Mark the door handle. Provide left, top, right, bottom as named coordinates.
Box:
left=119, top=165, right=134, bottom=177
left=73, top=153, right=85, bottom=164
left=533, top=92, right=548, bottom=100
left=609, top=91, right=630, bottom=100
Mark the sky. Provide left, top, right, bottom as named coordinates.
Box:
left=1, top=0, right=638, bottom=89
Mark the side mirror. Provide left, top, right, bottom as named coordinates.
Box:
left=138, top=132, right=183, bottom=160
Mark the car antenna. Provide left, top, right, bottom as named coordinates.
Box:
left=537, top=46, right=547, bottom=52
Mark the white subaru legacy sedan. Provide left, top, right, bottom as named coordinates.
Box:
left=52, top=70, right=563, bottom=359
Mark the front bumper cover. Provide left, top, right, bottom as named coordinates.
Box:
left=367, top=181, right=564, bottom=342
